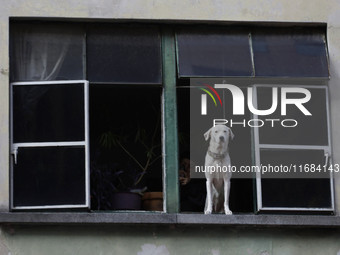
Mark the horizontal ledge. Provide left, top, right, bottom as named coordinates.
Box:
left=0, top=213, right=340, bottom=227
left=176, top=214, right=339, bottom=227
left=0, top=212, right=176, bottom=224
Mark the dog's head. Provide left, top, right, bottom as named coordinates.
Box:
left=204, top=125, right=234, bottom=144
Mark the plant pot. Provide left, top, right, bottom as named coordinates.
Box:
left=142, top=192, right=163, bottom=211
left=109, top=192, right=142, bottom=210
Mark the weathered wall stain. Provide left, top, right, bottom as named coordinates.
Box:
left=137, top=244, right=170, bottom=255
left=211, top=249, right=220, bottom=255
left=0, top=69, right=8, bottom=76
left=0, top=228, right=11, bottom=255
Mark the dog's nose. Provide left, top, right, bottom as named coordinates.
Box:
left=219, top=136, right=225, bottom=141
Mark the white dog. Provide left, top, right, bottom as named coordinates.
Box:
left=204, top=125, right=234, bottom=215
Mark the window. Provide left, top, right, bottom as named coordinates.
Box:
left=11, top=80, right=89, bottom=210
left=176, top=26, right=333, bottom=214
left=254, top=85, right=333, bottom=212
left=10, top=21, right=332, bottom=215
left=10, top=22, right=163, bottom=211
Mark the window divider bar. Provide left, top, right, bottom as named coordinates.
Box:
left=258, top=144, right=331, bottom=151
left=162, top=26, right=179, bottom=213
left=249, top=31, right=256, bottom=77
left=260, top=207, right=334, bottom=211
left=84, top=81, right=90, bottom=209
left=11, top=80, right=88, bottom=86
left=12, top=204, right=89, bottom=210
left=12, top=141, right=86, bottom=148
left=325, top=85, right=335, bottom=211
left=252, top=85, right=263, bottom=211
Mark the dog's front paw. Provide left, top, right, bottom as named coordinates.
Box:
left=225, top=210, right=232, bottom=215
left=204, top=209, right=212, bottom=215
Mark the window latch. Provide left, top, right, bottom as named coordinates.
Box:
left=11, top=147, right=18, bottom=164
left=324, top=152, right=330, bottom=168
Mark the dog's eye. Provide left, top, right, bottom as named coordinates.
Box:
left=215, top=131, right=218, bottom=133
left=224, top=130, right=226, bottom=133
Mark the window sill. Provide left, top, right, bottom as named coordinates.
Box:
left=0, top=212, right=339, bottom=227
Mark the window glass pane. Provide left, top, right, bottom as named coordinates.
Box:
left=262, top=178, right=331, bottom=208
left=87, top=25, right=161, bottom=84
left=262, top=179, right=331, bottom=208
left=258, top=87, right=328, bottom=145
left=260, top=149, right=329, bottom=178
left=252, top=28, right=329, bottom=77
left=13, top=83, right=85, bottom=143
left=10, top=23, right=84, bottom=81
left=260, top=149, right=331, bottom=208
left=13, top=146, right=86, bottom=207
left=177, top=28, right=253, bottom=77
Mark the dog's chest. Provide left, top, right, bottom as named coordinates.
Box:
left=205, top=154, right=232, bottom=179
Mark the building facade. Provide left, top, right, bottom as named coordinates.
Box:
left=1, top=0, right=340, bottom=254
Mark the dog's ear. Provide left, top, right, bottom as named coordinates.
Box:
left=204, top=128, right=212, bottom=141
left=229, top=127, right=234, bottom=140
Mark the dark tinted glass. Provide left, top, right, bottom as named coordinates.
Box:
left=262, top=178, right=332, bottom=208
left=252, top=28, right=329, bottom=77
left=260, top=149, right=331, bottom=208
left=258, top=87, right=328, bottom=145
left=87, top=25, right=161, bottom=84
left=13, top=83, right=85, bottom=143
left=177, top=28, right=253, bottom=77
left=10, top=23, right=84, bottom=81
left=260, top=149, right=329, bottom=178
left=13, top=146, right=86, bottom=207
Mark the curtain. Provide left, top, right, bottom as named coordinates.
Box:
left=11, top=23, right=79, bottom=141
left=11, top=23, right=73, bottom=81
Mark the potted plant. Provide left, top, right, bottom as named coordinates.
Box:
left=90, top=150, right=123, bottom=210
left=109, top=163, right=148, bottom=210
left=97, top=104, right=162, bottom=210
left=90, top=150, right=147, bottom=210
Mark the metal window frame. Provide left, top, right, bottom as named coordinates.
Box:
left=162, top=26, right=180, bottom=213
left=252, top=84, right=334, bottom=213
left=7, top=22, right=334, bottom=216
left=9, top=23, right=169, bottom=212
left=10, top=80, right=90, bottom=210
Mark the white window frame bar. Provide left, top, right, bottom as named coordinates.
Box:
left=253, top=84, right=334, bottom=213
left=10, top=80, right=90, bottom=210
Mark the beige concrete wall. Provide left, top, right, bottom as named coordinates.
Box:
left=1, top=1, right=340, bottom=254
left=1, top=0, right=340, bottom=23
left=0, top=225, right=340, bottom=255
